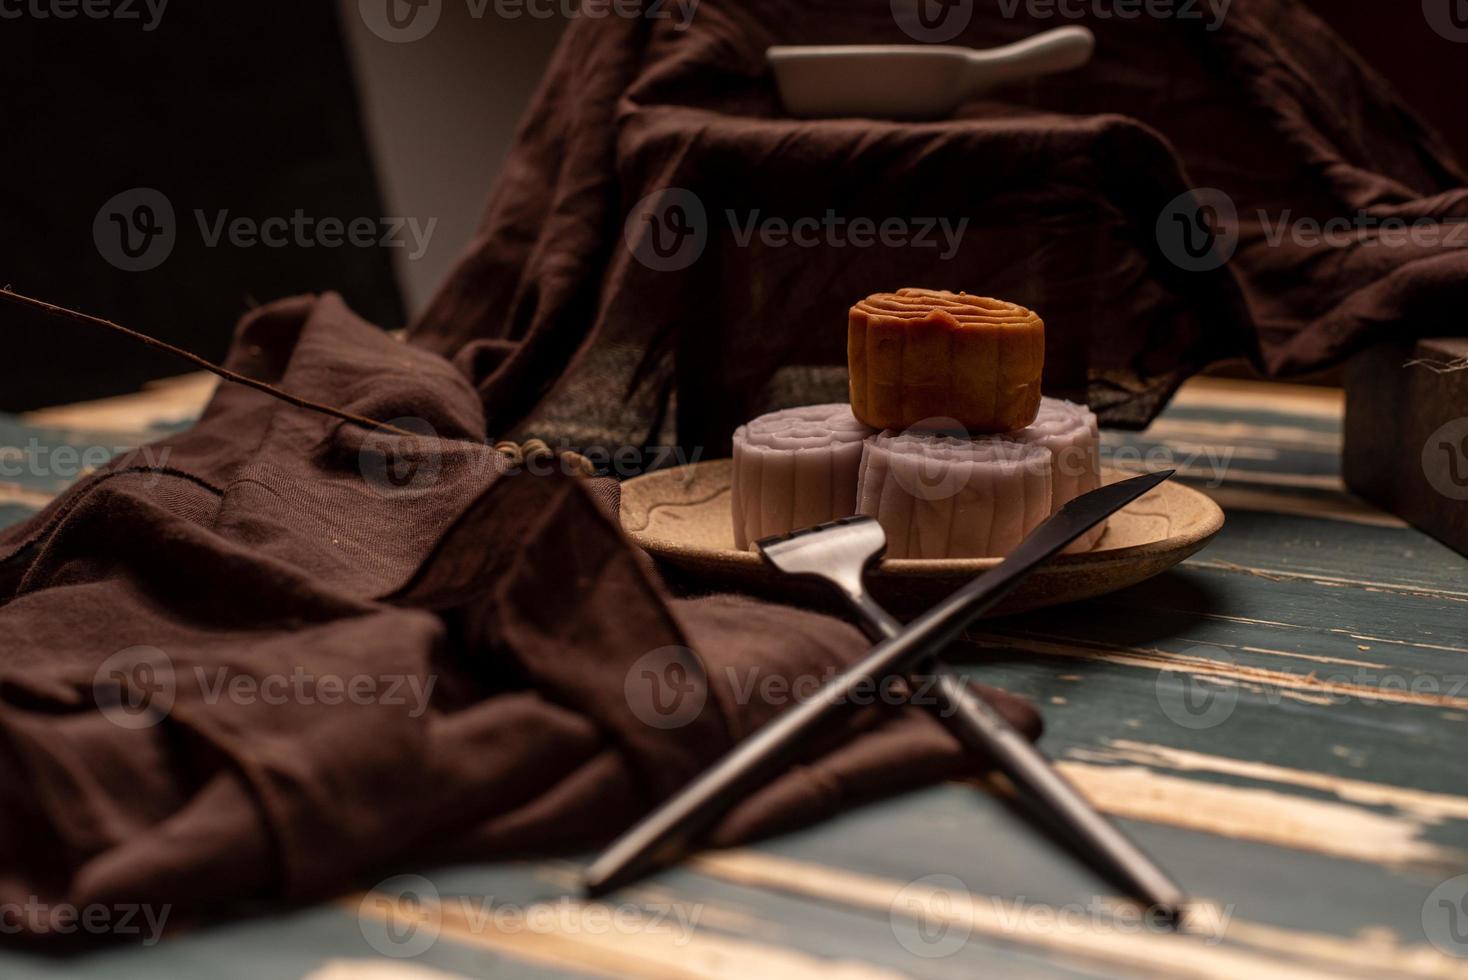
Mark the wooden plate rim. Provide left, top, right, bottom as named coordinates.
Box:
left=619, top=459, right=1224, bottom=575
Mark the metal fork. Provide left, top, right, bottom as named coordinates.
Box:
left=756, top=515, right=1185, bottom=918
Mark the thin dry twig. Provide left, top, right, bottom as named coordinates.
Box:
left=0, top=286, right=415, bottom=437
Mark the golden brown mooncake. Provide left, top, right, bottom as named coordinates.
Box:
left=848, top=288, right=1045, bottom=433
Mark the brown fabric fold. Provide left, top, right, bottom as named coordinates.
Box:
left=0, top=294, right=1039, bottom=940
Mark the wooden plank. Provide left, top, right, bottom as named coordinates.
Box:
left=22, top=372, right=216, bottom=435
left=1169, top=378, right=1345, bottom=420
left=1179, top=509, right=1464, bottom=595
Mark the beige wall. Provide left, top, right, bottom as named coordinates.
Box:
left=337, top=1, right=565, bottom=314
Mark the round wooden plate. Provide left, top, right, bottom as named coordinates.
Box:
left=620, top=460, right=1224, bottom=615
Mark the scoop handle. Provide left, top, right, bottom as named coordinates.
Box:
left=963, top=25, right=1095, bottom=92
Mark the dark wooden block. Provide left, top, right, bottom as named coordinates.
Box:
left=1344, top=338, right=1468, bottom=558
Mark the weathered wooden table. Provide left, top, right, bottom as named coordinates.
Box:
left=2, top=376, right=1465, bottom=978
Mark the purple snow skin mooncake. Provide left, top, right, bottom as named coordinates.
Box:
left=1013, top=397, right=1105, bottom=551
left=856, top=430, right=1054, bottom=559
left=731, top=404, right=875, bottom=549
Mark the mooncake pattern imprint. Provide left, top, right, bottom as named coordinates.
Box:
left=848, top=288, right=1045, bottom=433
left=731, top=404, right=875, bottom=549
left=856, top=429, right=1053, bottom=559
left=1011, top=397, right=1105, bottom=551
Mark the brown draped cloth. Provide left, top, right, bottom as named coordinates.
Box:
left=0, top=296, right=1039, bottom=941
left=411, top=0, right=1468, bottom=453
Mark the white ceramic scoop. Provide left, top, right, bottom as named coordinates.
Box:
left=768, top=26, right=1095, bottom=119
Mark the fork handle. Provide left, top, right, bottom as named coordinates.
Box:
left=844, top=594, right=1184, bottom=918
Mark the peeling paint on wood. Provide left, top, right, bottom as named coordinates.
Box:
left=688, top=850, right=1463, bottom=979
left=1054, top=762, right=1458, bottom=866
left=1073, top=740, right=1468, bottom=823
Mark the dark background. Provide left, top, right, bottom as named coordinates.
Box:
left=0, top=4, right=406, bottom=409
left=0, top=1, right=1460, bottom=410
